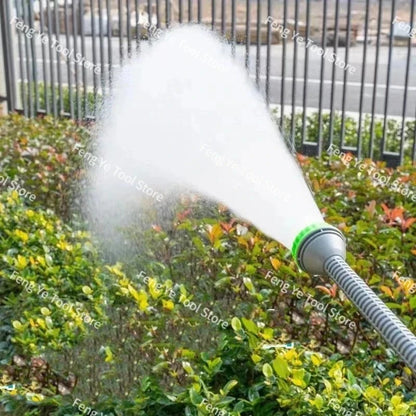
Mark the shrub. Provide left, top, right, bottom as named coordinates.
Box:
left=0, top=114, right=92, bottom=218
left=1, top=115, right=416, bottom=415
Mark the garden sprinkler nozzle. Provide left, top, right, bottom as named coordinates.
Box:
left=292, top=223, right=346, bottom=276
left=292, top=222, right=416, bottom=374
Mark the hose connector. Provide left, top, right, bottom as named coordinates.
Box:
left=292, top=222, right=346, bottom=275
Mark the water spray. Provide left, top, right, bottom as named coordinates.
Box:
left=292, top=222, right=416, bottom=373
left=95, top=26, right=416, bottom=375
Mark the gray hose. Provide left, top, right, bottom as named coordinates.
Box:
left=325, top=255, right=416, bottom=373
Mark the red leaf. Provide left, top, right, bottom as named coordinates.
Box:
left=402, top=218, right=416, bottom=232
left=316, top=285, right=332, bottom=296
left=177, top=209, right=191, bottom=222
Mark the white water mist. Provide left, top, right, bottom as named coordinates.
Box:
left=91, top=26, right=323, bottom=249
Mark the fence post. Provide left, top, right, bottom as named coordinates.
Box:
left=0, top=0, right=16, bottom=114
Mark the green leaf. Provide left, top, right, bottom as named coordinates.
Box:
left=272, top=357, right=290, bottom=379
left=12, top=321, right=23, bottom=331
left=222, top=380, right=238, bottom=395
left=262, top=363, right=273, bottom=378
left=189, top=388, right=202, bottom=405
left=82, top=285, right=93, bottom=295
left=242, top=318, right=258, bottom=334
left=231, top=317, right=242, bottom=331
left=243, top=277, right=255, bottom=293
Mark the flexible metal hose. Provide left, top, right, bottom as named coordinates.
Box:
left=325, top=255, right=416, bottom=373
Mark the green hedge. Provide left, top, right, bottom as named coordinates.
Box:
left=0, top=114, right=415, bottom=415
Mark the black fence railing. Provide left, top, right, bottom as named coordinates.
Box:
left=1, top=0, right=416, bottom=165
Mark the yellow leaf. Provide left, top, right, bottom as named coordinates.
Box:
left=382, top=378, right=390, bottom=386
left=261, top=328, right=274, bottom=340
left=82, top=286, right=93, bottom=295
left=105, top=264, right=125, bottom=278
left=148, top=278, right=162, bottom=299
left=162, top=300, right=174, bottom=311
left=14, top=230, right=29, bottom=243
left=311, top=354, right=324, bottom=367
left=36, top=318, right=46, bottom=330
left=206, top=224, right=223, bottom=244
left=104, top=346, right=113, bottom=363
left=56, top=241, right=73, bottom=251
left=128, top=285, right=148, bottom=311
left=40, top=307, right=50, bottom=316
left=270, top=257, right=281, bottom=271
left=36, top=256, right=46, bottom=267
left=15, top=255, right=27, bottom=270
left=291, top=369, right=307, bottom=388
left=128, top=285, right=140, bottom=301
left=251, top=353, right=262, bottom=363
left=380, top=285, right=393, bottom=298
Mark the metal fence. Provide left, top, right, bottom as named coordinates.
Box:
left=1, top=0, right=416, bottom=165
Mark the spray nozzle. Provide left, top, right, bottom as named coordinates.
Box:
left=292, top=222, right=346, bottom=275
left=292, top=222, right=416, bottom=373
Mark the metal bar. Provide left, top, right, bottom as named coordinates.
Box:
left=231, top=0, right=236, bottom=56
left=290, top=0, right=299, bottom=145
left=28, top=0, right=39, bottom=114
left=1, top=0, right=16, bottom=111
left=211, top=0, right=215, bottom=30
left=16, top=0, right=27, bottom=116
left=107, top=0, right=113, bottom=86
left=156, top=0, right=160, bottom=27
left=99, top=0, right=106, bottom=97
left=413, top=105, right=416, bottom=162
left=280, top=0, right=287, bottom=131
left=64, top=0, right=72, bottom=117
left=46, top=0, right=57, bottom=116
left=53, top=0, right=63, bottom=115
left=147, top=0, right=152, bottom=44
left=265, top=0, right=271, bottom=104
left=134, top=0, right=140, bottom=52
left=120, top=0, right=125, bottom=59
left=189, top=0, right=192, bottom=22
left=221, top=0, right=225, bottom=35
left=198, top=0, right=202, bottom=24
left=22, top=0, right=33, bottom=117
left=91, top=0, right=98, bottom=114
left=179, top=0, right=183, bottom=24
left=127, top=0, right=132, bottom=59
left=317, top=0, right=328, bottom=155
left=301, top=0, right=311, bottom=147
left=400, top=0, right=415, bottom=164
left=80, top=0, right=88, bottom=118
left=328, top=0, right=340, bottom=148
left=340, top=0, right=352, bottom=149
left=166, top=0, right=171, bottom=28
left=255, top=0, right=260, bottom=88
left=72, top=0, right=80, bottom=119
left=369, top=0, right=382, bottom=159
left=245, top=0, right=250, bottom=69
left=357, top=0, right=370, bottom=159
left=15, top=0, right=26, bottom=114
left=39, top=0, right=49, bottom=113
left=381, top=0, right=396, bottom=156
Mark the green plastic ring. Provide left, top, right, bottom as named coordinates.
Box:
left=291, top=222, right=338, bottom=263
